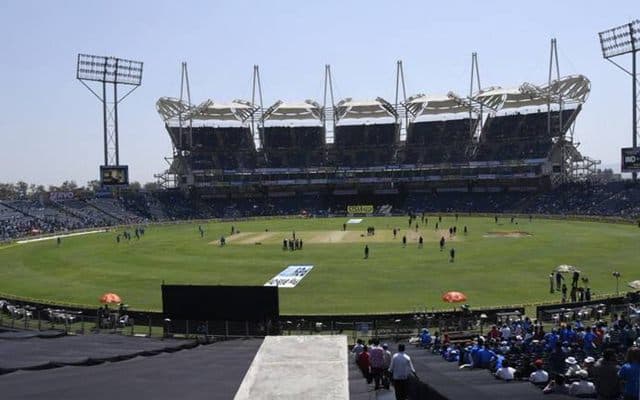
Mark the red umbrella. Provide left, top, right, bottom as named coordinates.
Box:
left=100, top=293, right=122, bottom=304
left=442, top=291, right=467, bottom=303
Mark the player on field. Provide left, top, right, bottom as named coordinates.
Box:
left=439, top=236, right=445, bottom=251
left=555, top=272, right=564, bottom=292
left=364, top=245, right=369, bottom=259
left=449, top=248, right=455, bottom=262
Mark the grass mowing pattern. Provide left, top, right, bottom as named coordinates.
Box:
left=0, top=216, right=637, bottom=315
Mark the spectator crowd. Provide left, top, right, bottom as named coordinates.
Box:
left=2, top=181, right=640, bottom=242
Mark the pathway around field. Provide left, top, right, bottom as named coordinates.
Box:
left=15, top=229, right=109, bottom=244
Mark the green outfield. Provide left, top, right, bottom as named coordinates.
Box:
left=0, top=216, right=637, bottom=315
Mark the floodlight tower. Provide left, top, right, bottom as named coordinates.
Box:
left=598, top=20, right=640, bottom=181
left=76, top=54, right=144, bottom=167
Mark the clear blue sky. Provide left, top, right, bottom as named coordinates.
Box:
left=0, top=0, right=637, bottom=186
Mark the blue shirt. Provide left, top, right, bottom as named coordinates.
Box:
left=545, top=333, right=558, bottom=350
left=583, top=332, right=596, bottom=350
left=494, top=354, right=505, bottom=371
left=420, top=331, right=432, bottom=346
left=476, top=348, right=496, bottom=368
left=469, top=345, right=480, bottom=366
left=618, top=362, right=640, bottom=396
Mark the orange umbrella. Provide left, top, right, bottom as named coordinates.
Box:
left=442, top=291, right=467, bottom=303
left=100, top=293, right=122, bottom=304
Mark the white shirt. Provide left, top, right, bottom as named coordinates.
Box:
left=389, top=352, right=416, bottom=380
left=566, top=364, right=582, bottom=377
left=529, top=369, right=549, bottom=383
left=495, top=367, right=516, bottom=381
left=500, top=326, right=512, bottom=340
left=569, top=380, right=596, bottom=396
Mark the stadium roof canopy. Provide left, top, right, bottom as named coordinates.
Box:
left=335, top=97, right=398, bottom=123
left=405, top=93, right=473, bottom=121
left=473, top=75, right=590, bottom=111
left=156, top=97, right=258, bottom=123
left=262, top=100, right=323, bottom=126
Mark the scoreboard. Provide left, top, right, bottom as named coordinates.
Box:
left=621, top=147, right=640, bottom=172
left=100, top=165, right=129, bottom=186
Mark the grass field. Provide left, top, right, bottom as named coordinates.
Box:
left=0, top=216, right=637, bottom=315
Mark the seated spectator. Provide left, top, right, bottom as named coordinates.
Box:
left=543, top=374, right=570, bottom=395
left=419, top=328, right=432, bottom=348
left=568, top=369, right=596, bottom=397
left=432, top=331, right=441, bottom=352
left=529, top=359, right=549, bottom=384
left=495, top=360, right=516, bottom=381
left=582, top=356, right=595, bottom=378
left=500, top=324, right=512, bottom=340
left=565, top=356, right=583, bottom=378
left=488, top=324, right=500, bottom=340
left=475, top=342, right=496, bottom=369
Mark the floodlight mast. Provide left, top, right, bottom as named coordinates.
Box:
left=598, top=20, right=640, bottom=181
left=76, top=54, right=143, bottom=167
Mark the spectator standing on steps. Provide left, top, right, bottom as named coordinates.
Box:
left=369, top=339, right=385, bottom=390
left=389, top=344, right=416, bottom=400
left=357, top=345, right=372, bottom=384
left=382, top=343, right=392, bottom=390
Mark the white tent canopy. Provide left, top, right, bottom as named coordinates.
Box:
left=334, top=97, right=397, bottom=122
left=405, top=93, right=473, bottom=120
left=473, top=75, right=590, bottom=112
left=156, top=97, right=257, bottom=122
left=262, top=100, right=322, bottom=123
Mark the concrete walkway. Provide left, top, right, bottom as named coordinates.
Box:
left=234, top=335, right=349, bottom=400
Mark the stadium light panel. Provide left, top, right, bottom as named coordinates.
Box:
left=76, top=54, right=143, bottom=85
left=598, top=20, right=640, bottom=59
